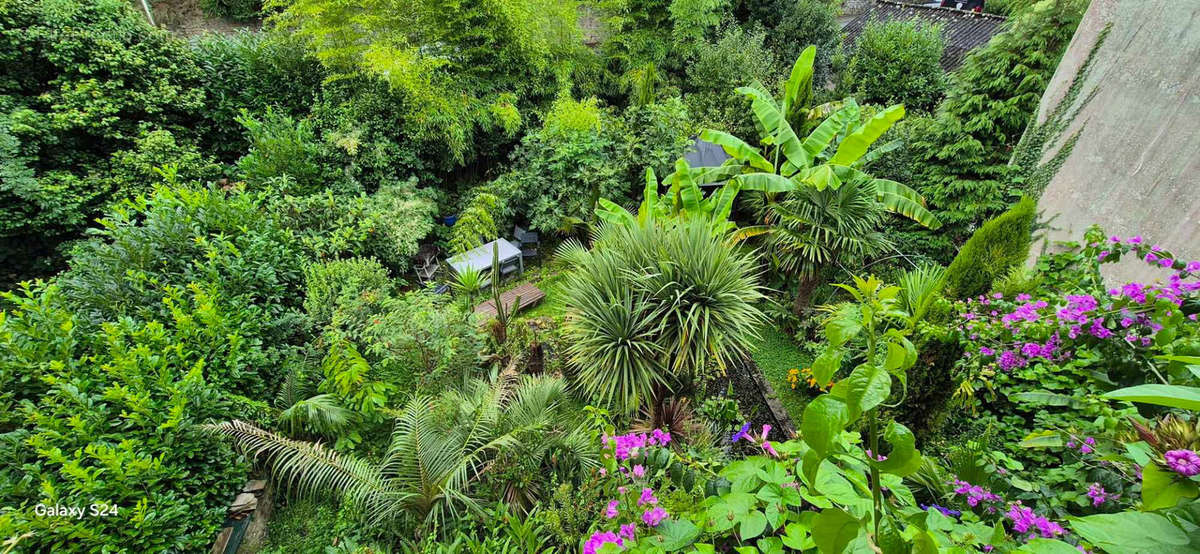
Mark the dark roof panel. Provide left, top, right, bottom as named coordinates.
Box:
left=841, top=0, right=1008, bottom=71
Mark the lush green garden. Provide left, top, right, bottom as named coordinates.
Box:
left=4, top=0, right=1200, bottom=552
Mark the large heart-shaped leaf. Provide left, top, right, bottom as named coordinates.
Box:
left=801, top=396, right=849, bottom=457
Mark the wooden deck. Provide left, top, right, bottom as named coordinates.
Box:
left=474, top=283, right=545, bottom=318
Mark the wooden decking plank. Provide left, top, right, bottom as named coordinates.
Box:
left=473, top=283, right=545, bottom=318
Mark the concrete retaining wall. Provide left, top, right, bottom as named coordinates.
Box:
left=1031, top=0, right=1200, bottom=282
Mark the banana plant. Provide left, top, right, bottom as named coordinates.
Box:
left=594, top=162, right=760, bottom=243
left=691, top=46, right=940, bottom=230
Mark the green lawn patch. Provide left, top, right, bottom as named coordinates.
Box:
left=750, top=324, right=813, bottom=423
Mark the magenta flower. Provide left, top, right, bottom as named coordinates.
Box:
left=1165, top=449, right=1200, bottom=476
left=637, top=488, right=657, bottom=506
left=1086, top=483, right=1111, bottom=506
left=1098, top=251, right=1110, bottom=261
left=1128, top=236, right=1143, bottom=244
left=1187, top=261, right=1200, bottom=272
left=604, top=499, right=619, bottom=519
left=1006, top=504, right=1064, bottom=539
left=762, top=441, right=780, bottom=458
left=631, top=464, right=645, bottom=478
left=618, top=523, right=636, bottom=541
left=1145, top=252, right=1160, bottom=263
left=642, top=507, right=668, bottom=527
left=583, top=531, right=623, bottom=554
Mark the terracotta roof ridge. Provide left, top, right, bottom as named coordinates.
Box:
left=873, top=0, right=1008, bottom=21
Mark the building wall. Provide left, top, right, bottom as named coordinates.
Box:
left=1031, top=0, right=1200, bottom=282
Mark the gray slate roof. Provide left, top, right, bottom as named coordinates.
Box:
left=841, top=0, right=1008, bottom=71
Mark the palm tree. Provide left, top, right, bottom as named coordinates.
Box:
left=684, top=46, right=941, bottom=314
left=208, top=374, right=596, bottom=536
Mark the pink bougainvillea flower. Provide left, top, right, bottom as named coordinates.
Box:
left=604, top=499, right=619, bottom=519
left=642, top=507, right=668, bottom=527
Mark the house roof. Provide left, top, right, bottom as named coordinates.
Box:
left=841, top=1, right=1008, bottom=71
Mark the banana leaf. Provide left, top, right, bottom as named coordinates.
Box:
left=828, top=104, right=905, bottom=166
left=700, top=129, right=773, bottom=172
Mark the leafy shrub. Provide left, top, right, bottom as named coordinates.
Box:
left=271, top=180, right=438, bottom=272
left=0, top=282, right=261, bottom=552
left=304, top=257, right=394, bottom=328
left=353, top=292, right=485, bottom=391
left=103, top=129, right=223, bottom=200
left=561, top=220, right=767, bottom=413
left=201, top=0, right=262, bottom=21
left=770, top=0, right=839, bottom=86
left=617, top=97, right=694, bottom=181
left=683, top=26, right=781, bottom=139
left=192, top=31, right=325, bottom=161
left=0, top=0, right=205, bottom=276
left=237, top=108, right=351, bottom=195
left=943, top=196, right=1036, bottom=299
left=58, top=185, right=309, bottom=396
left=846, top=20, right=946, bottom=113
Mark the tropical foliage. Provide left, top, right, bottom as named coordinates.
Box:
left=9, top=0, right=1195, bottom=553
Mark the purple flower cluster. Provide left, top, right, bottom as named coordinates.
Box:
left=1066, top=436, right=1096, bottom=455
left=951, top=479, right=1003, bottom=510
left=1165, top=449, right=1200, bottom=477
left=1086, top=483, right=1114, bottom=506
left=583, top=531, right=623, bottom=554
left=642, top=507, right=668, bottom=527
left=1006, top=504, right=1065, bottom=539
left=604, top=430, right=672, bottom=461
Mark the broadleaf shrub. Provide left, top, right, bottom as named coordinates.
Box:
left=846, top=19, right=946, bottom=113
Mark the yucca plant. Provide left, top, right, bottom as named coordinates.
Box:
left=561, top=220, right=767, bottom=414
left=209, top=374, right=596, bottom=535
left=451, top=265, right=484, bottom=306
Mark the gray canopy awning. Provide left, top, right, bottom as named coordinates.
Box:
left=448, top=238, right=522, bottom=275
left=682, top=136, right=733, bottom=169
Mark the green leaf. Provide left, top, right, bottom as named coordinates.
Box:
left=1017, top=539, right=1085, bottom=554
left=843, top=364, right=891, bottom=419
left=721, top=461, right=766, bottom=494
left=875, top=421, right=921, bottom=477
left=811, top=508, right=861, bottom=554
left=783, top=46, right=816, bottom=124
left=814, top=460, right=861, bottom=505
left=883, top=341, right=906, bottom=371
left=782, top=522, right=810, bottom=550
left=1069, top=512, right=1198, bottom=554
left=739, top=509, right=768, bottom=540
left=869, top=178, right=940, bottom=229
left=1142, top=462, right=1200, bottom=510
left=828, top=104, right=904, bottom=166
left=1103, top=384, right=1200, bottom=411
left=801, top=396, right=849, bottom=457
left=1019, top=430, right=1063, bottom=449
left=811, top=347, right=843, bottom=386
left=700, top=129, right=773, bottom=172
left=824, top=309, right=862, bottom=347
left=757, top=537, right=785, bottom=554
left=734, top=173, right=798, bottom=193
left=655, top=518, right=700, bottom=551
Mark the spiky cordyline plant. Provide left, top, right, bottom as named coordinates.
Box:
left=560, top=220, right=767, bottom=414
left=209, top=374, right=596, bottom=534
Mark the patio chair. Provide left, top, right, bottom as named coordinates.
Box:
left=513, top=225, right=539, bottom=246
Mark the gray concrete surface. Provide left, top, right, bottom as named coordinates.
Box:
left=1031, top=0, right=1200, bottom=283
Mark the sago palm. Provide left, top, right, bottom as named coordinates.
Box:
left=209, top=374, right=596, bottom=534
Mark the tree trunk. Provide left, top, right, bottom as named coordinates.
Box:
left=792, top=274, right=820, bottom=317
